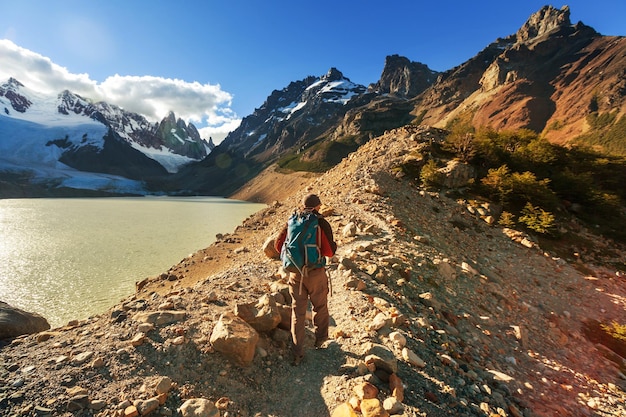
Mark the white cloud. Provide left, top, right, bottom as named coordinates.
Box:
left=0, top=39, right=240, bottom=144
left=199, top=118, right=242, bottom=144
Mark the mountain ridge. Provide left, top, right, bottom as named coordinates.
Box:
left=0, top=78, right=213, bottom=196
left=2, top=5, right=625, bottom=199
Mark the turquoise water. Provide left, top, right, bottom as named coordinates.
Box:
left=0, top=197, right=264, bottom=328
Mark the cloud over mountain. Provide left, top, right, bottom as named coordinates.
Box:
left=0, top=39, right=240, bottom=143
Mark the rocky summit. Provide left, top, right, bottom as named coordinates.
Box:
left=1, top=125, right=625, bottom=417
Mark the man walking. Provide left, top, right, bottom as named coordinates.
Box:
left=275, top=193, right=337, bottom=365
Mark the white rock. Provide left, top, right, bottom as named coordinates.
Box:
left=383, top=397, right=404, bottom=414
left=179, top=398, right=219, bottom=417
left=388, top=331, right=406, bottom=348
left=369, top=312, right=389, bottom=331
left=402, top=347, right=426, bottom=368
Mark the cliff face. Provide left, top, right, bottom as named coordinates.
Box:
left=2, top=125, right=625, bottom=417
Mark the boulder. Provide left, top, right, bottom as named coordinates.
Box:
left=262, top=236, right=280, bottom=259
left=134, top=310, right=186, bottom=326
left=235, top=294, right=282, bottom=333
left=437, top=160, right=476, bottom=188
left=210, top=312, right=259, bottom=366
left=360, top=398, right=389, bottom=417
left=331, top=402, right=359, bottom=417
left=179, top=398, right=219, bottom=417
left=0, top=301, right=50, bottom=339
left=363, top=343, right=398, bottom=374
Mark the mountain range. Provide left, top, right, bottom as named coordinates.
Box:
left=0, top=5, right=624, bottom=198
left=0, top=79, right=213, bottom=196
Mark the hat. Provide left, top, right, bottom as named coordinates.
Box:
left=302, top=193, right=321, bottom=208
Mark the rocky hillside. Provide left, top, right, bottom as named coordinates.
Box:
left=2, top=125, right=625, bottom=417
left=411, top=5, right=626, bottom=145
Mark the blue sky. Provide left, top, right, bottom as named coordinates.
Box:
left=1, top=1, right=624, bottom=143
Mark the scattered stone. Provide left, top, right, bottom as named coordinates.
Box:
left=34, top=406, right=53, bottom=416
left=388, top=331, right=406, bottom=348
left=71, top=351, right=94, bottom=365
left=89, top=400, right=107, bottom=410
left=331, top=402, right=359, bottom=417
left=382, top=396, right=404, bottom=414
left=369, top=312, right=389, bottom=331
left=134, top=310, right=186, bottom=326
left=363, top=343, right=398, bottom=374
left=388, top=373, right=404, bottom=402
left=353, top=382, right=379, bottom=399
left=402, top=347, right=426, bottom=368
left=487, top=369, right=514, bottom=382
left=179, top=398, right=219, bottom=417
left=343, top=222, right=357, bottom=237
left=360, top=398, right=389, bottom=417
left=66, top=386, right=88, bottom=396
left=67, top=395, right=89, bottom=412
left=263, top=236, right=280, bottom=259
left=136, top=397, right=160, bottom=415
left=155, top=376, right=173, bottom=394
left=124, top=405, right=139, bottom=417
left=130, top=333, right=146, bottom=346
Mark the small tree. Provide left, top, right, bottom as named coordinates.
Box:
left=518, top=202, right=556, bottom=235
left=444, top=132, right=476, bottom=162
left=481, top=165, right=512, bottom=202
left=420, top=159, right=442, bottom=187
left=498, top=211, right=516, bottom=227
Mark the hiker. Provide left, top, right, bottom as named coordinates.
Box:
left=275, top=193, right=337, bottom=365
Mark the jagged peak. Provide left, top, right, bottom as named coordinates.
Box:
left=4, top=77, right=24, bottom=89
left=164, top=110, right=177, bottom=123
left=322, top=67, right=345, bottom=82
left=516, top=5, right=572, bottom=44
left=369, top=54, right=438, bottom=98
left=57, top=89, right=89, bottom=102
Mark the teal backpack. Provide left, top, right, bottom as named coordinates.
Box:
left=281, top=210, right=326, bottom=275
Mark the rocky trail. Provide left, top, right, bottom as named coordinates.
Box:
left=2, top=125, right=626, bottom=417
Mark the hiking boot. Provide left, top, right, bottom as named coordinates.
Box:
left=314, top=337, right=329, bottom=349
left=291, top=353, right=304, bottom=366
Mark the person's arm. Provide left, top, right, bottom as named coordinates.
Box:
left=274, top=225, right=287, bottom=253
left=318, top=217, right=337, bottom=257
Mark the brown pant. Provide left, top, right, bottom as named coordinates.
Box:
left=288, top=267, right=329, bottom=356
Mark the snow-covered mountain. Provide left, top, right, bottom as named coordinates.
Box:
left=0, top=78, right=213, bottom=195
left=221, top=68, right=367, bottom=160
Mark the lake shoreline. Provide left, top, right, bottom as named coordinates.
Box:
left=0, top=196, right=266, bottom=329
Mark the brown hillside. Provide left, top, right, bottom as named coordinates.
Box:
left=408, top=6, right=626, bottom=151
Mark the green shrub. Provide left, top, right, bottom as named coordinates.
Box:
left=420, top=159, right=443, bottom=187
left=547, top=119, right=564, bottom=131
left=576, top=113, right=626, bottom=156
left=507, top=171, right=558, bottom=210
left=498, top=211, right=516, bottom=227
left=587, top=111, right=617, bottom=130
left=465, top=127, right=626, bottom=243
left=480, top=165, right=557, bottom=210
left=518, top=202, right=557, bottom=235
left=481, top=165, right=512, bottom=202
left=444, top=131, right=476, bottom=162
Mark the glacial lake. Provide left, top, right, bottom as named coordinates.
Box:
left=0, top=197, right=265, bottom=329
